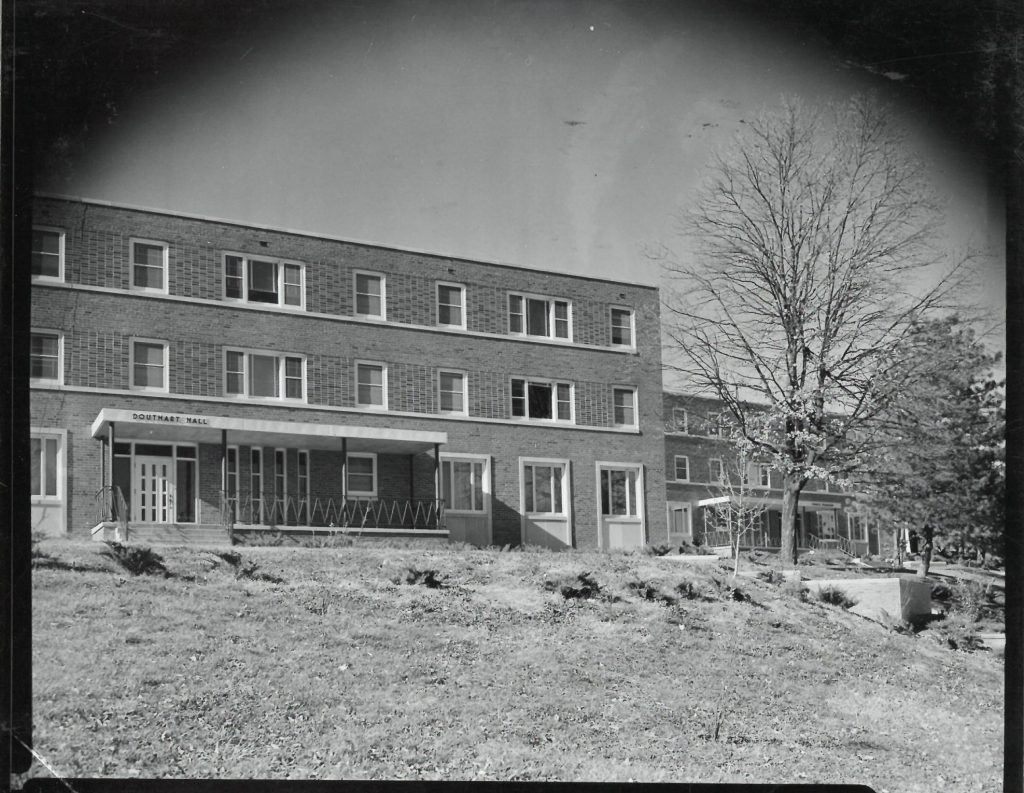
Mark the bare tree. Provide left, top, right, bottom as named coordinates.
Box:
left=660, top=96, right=976, bottom=566
left=702, top=444, right=772, bottom=578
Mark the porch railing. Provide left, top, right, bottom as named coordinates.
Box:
left=93, top=486, right=129, bottom=536
left=219, top=491, right=445, bottom=531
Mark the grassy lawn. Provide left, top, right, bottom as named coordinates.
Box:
left=26, top=540, right=1004, bottom=790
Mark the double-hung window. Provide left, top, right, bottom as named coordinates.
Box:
left=224, top=349, right=305, bottom=400
left=32, top=227, right=64, bottom=281
left=508, top=293, right=571, bottom=340
left=610, top=307, right=634, bottom=347
left=510, top=377, right=573, bottom=422
left=709, top=458, right=724, bottom=483
left=438, top=370, right=467, bottom=415
left=130, top=239, right=169, bottom=293
left=347, top=453, right=377, bottom=496
left=224, top=254, right=304, bottom=308
left=30, top=330, right=62, bottom=383
left=354, top=272, right=386, bottom=319
left=441, top=455, right=488, bottom=513
left=612, top=387, right=637, bottom=428
left=130, top=339, right=169, bottom=392
left=356, top=362, right=387, bottom=408
left=31, top=434, right=61, bottom=499
left=759, top=464, right=772, bottom=488
left=437, top=283, right=465, bottom=329
left=674, top=455, right=690, bottom=482
left=671, top=408, right=688, bottom=434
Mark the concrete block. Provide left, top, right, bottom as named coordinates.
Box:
left=804, top=577, right=932, bottom=623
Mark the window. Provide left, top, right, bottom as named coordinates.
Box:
left=130, top=239, right=168, bottom=293
left=250, top=448, right=263, bottom=523
left=709, top=458, right=724, bottom=483
left=610, top=307, right=634, bottom=347
left=297, top=451, right=310, bottom=524
left=130, top=339, right=168, bottom=392
left=848, top=515, right=868, bottom=542
left=354, top=272, right=385, bottom=319
left=437, top=283, right=466, bottom=329
left=523, top=461, right=567, bottom=515
left=759, top=464, right=771, bottom=488
left=704, top=412, right=724, bottom=437
left=441, top=455, right=488, bottom=513
left=226, top=447, right=239, bottom=503
left=224, top=254, right=304, bottom=308
left=32, top=227, right=64, bottom=280
left=601, top=467, right=640, bottom=516
left=511, top=377, right=573, bottom=422
left=438, top=370, right=467, bottom=414
left=30, top=331, right=62, bottom=383
left=31, top=435, right=61, bottom=498
left=674, top=456, right=690, bottom=482
left=224, top=349, right=305, bottom=400
left=508, top=293, right=571, bottom=340
left=612, top=387, right=637, bottom=427
left=671, top=407, right=688, bottom=433
left=347, top=454, right=377, bottom=496
left=356, top=362, right=387, bottom=408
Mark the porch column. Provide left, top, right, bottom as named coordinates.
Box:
left=433, top=443, right=440, bottom=503
left=220, top=430, right=228, bottom=526
left=340, top=438, right=348, bottom=527
left=107, top=421, right=116, bottom=518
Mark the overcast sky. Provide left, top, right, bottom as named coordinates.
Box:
left=37, top=0, right=1005, bottom=351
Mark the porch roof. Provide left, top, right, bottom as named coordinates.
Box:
left=90, top=408, right=447, bottom=454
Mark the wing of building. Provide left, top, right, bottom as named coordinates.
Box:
left=29, top=195, right=667, bottom=550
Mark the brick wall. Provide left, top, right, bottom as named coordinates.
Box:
left=31, top=197, right=667, bottom=547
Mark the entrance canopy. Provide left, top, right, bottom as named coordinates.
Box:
left=90, top=408, right=447, bottom=454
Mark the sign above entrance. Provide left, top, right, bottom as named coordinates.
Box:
left=131, top=411, right=210, bottom=426
left=90, top=407, right=448, bottom=454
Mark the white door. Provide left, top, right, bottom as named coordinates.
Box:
left=597, top=464, right=645, bottom=550
left=520, top=459, right=572, bottom=549
left=133, top=456, right=174, bottom=523
left=667, top=502, right=691, bottom=546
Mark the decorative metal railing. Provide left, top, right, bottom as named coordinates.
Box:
left=93, top=486, right=129, bottom=537
left=219, top=491, right=445, bottom=531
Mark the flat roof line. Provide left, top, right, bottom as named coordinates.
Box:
left=35, top=192, right=660, bottom=290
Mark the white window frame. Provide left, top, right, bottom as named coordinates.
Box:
left=519, top=457, right=570, bottom=517
left=355, top=360, right=388, bottom=410
left=250, top=447, right=264, bottom=524
left=437, top=369, right=468, bottom=415
left=129, top=238, right=169, bottom=294
left=708, top=458, right=724, bottom=483
left=673, top=455, right=690, bottom=482
left=510, top=376, right=574, bottom=423
left=439, top=453, right=491, bottom=515
left=223, top=348, right=307, bottom=402
left=346, top=452, right=378, bottom=497
left=29, top=328, right=63, bottom=385
left=759, top=464, right=772, bottom=488
left=32, top=226, right=65, bottom=282
left=848, top=514, right=868, bottom=542
left=129, top=338, right=169, bottom=393
left=30, top=429, right=66, bottom=502
left=671, top=407, right=688, bottom=434
left=222, top=252, right=305, bottom=309
left=596, top=462, right=645, bottom=523
left=225, top=445, right=240, bottom=502
left=704, top=412, right=723, bottom=437
left=609, top=306, right=635, bottom=348
left=296, top=450, right=310, bottom=524
left=507, top=292, right=573, bottom=341
left=612, top=386, right=638, bottom=428
left=436, top=282, right=466, bottom=330
left=353, top=270, right=387, bottom=320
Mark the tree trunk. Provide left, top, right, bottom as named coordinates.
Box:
left=780, top=477, right=802, bottom=566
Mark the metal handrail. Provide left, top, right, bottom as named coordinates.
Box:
left=94, top=486, right=129, bottom=539
left=220, top=491, right=445, bottom=531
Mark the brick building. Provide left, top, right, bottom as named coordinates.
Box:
left=29, top=195, right=667, bottom=550
left=662, top=392, right=883, bottom=556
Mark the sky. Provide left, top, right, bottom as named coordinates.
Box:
left=37, top=0, right=1005, bottom=356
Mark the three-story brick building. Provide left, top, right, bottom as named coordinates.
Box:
left=30, top=195, right=667, bottom=550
